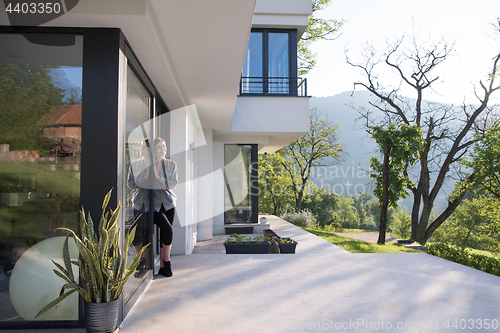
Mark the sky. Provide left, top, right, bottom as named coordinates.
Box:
left=305, top=0, right=500, bottom=104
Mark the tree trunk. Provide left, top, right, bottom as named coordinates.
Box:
left=378, top=149, right=390, bottom=244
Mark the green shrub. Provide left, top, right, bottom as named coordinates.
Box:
left=428, top=243, right=500, bottom=277
left=281, top=209, right=317, bottom=228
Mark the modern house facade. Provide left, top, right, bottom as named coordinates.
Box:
left=0, top=0, right=311, bottom=329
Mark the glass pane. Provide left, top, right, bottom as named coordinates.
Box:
left=241, top=32, right=263, bottom=93
left=268, top=32, right=289, bottom=94
left=124, top=65, right=151, bottom=302
left=224, top=145, right=252, bottom=223
left=0, top=33, right=82, bottom=324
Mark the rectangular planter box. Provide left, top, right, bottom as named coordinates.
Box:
left=277, top=242, right=297, bottom=254
left=224, top=242, right=271, bottom=254
left=225, top=226, right=254, bottom=234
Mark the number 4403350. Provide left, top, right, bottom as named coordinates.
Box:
left=444, top=319, right=499, bottom=330
left=5, top=2, right=62, bottom=14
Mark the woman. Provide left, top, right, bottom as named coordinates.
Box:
left=127, top=137, right=178, bottom=277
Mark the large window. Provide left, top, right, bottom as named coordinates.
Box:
left=0, top=33, right=82, bottom=326
left=224, top=144, right=258, bottom=224
left=240, top=29, right=300, bottom=96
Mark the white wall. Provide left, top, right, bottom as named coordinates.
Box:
left=196, top=128, right=214, bottom=241
left=169, top=106, right=201, bottom=254
left=231, top=96, right=310, bottom=133
left=253, top=0, right=311, bottom=37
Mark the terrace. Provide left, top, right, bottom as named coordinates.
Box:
left=118, top=216, right=500, bottom=333
left=6, top=216, right=500, bottom=333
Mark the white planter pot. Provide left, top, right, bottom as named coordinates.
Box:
left=260, top=218, right=267, bottom=224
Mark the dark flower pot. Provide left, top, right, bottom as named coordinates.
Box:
left=84, top=299, right=119, bottom=333
left=224, top=242, right=271, bottom=254
left=397, top=239, right=414, bottom=245
left=277, top=241, right=298, bottom=254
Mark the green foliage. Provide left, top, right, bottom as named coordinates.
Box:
left=281, top=209, right=317, bottom=228
left=259, top=109, right=344, bottom=212
left=276, top=237, right=296, bottom=244
left=353, top=192, right=375, bottom=228
left=35, top=190, right=148, bottom=318
left=335, top=195, right=359, bottom=228
left=428, top=243, right=500, bottom=277
left=431, top=198, right=499, bottom=253
left=301, top=185, right=339, bottom=226
left=370, top=123, right=423, bottom=208
left=456, top=121, right=500, bottom=199
left=0, top=64, right=65, bottom=152
left=298, top=0, right=344, bottom=75
left=224, top=234, right=271, bottom=244
left=258, top=152, right=294, bottom=215
left=390, top=207, right=412, bottom=239
left=304, top=226, right=421, bottom=253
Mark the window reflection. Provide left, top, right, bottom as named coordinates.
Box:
left=224, top=145, right=253, bottom=223
left=268, top=32, right=289, bottom=94
left=123, top=65, right=151, bottom=302
left=0, top=33, right=82, bottom=324
left=242, top=32, right=263, bottom=94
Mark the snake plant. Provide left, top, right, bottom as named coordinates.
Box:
left=35, top=189, right=148, bottom=318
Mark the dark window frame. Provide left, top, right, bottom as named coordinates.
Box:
left=239, top=28, right=299, bottom=96
left=0, top=25, right=169, bottom=330
left=223, top=144, right=258, bottom=224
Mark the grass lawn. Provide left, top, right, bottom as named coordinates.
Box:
left=303, top=226, right=422, bottom=254
left=336, top=228, right=378, bottom=234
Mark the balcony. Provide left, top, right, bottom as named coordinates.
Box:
left=239, top=76, right=308, bottom=97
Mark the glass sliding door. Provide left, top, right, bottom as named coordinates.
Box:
left=123, top=64, right=153, bottom=305
left=0, top=33, right=82, bottom=326
left=224, top=144, right=257, bottom=224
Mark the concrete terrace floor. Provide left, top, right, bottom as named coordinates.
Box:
left=6, top=216, right=499, bottom=333
left=118, top=216, right=500, bottom=333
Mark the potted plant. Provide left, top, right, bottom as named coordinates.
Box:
left=224, top=234, right=271, bottom=254
left=35, top=189, right=148, bottom=333
left=263, top=229, right=279, bottom=239
left=260, top=216, right=268, bottom=224
left=276, top=237, right=298, bottom=254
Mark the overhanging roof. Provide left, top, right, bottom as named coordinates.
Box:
left=0, top=0, right=257, bottom=132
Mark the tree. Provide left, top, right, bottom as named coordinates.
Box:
left=258, top=152, right=294, bottom=215
left=301, top=185, right=340, bottom=225
left=335, top=195, right=358, bottom=228
left=432, top=198, right=499, bottom=253
left=353, top=192, right=374, bottom=228
left=0, top=64, right=65, bottom=152
left=390, top=207, right=412, bottom=240
left=298, top=0, right=343, bottom=75
left=279, top=109, right=344, bottom=210
left=459, top=120, right=500, bottom=199
left=370, top=123, right=423, bottom=244
left=347, top=31, right=500, bottom=243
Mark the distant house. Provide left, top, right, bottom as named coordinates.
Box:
left=38, top=104, right=82, bottom=157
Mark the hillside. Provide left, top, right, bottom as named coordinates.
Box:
left=309, top=91, right=452, bottom=212
left=309, top=91, right=378, bottom=197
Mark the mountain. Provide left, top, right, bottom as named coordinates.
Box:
left=309, top=91, right=452, bottom=213
left=309, top=91, right=378, bottom=197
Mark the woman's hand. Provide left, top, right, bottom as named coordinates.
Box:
left=154, top=159, right=163, bottom=180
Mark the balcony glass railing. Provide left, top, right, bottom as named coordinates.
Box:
left=239, top=77, right=307, bottom=96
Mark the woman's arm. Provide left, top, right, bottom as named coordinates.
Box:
left=159, top=160, right=178, bottom=191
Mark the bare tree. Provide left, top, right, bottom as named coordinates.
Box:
left=347, top=32, right=500, bottom=243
